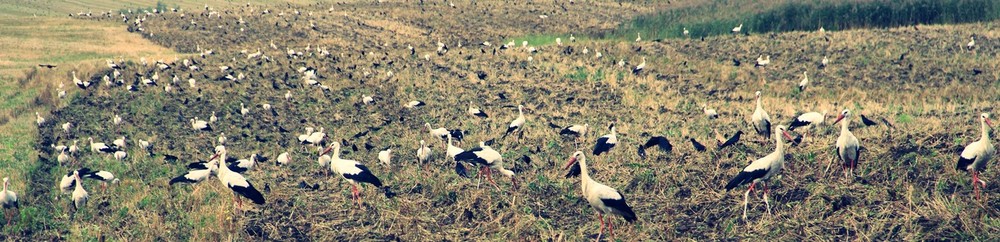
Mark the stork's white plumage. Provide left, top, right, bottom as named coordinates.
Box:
left=217, top=133, right=227, bottom=145
left=703, top=105, right=718, bottom=119
left=454, top=142, right=517, bottom=190
left=592, top=123, right=618, bottom=156
left=467, top=102, right=488, bottom=118
left=564, top=151, right=637, bottom=240
left=833, top=109, right=861, bottom=178
left=798, top=71, right=809, bottom=91
left=362, top=95, right=374, bottom=105
left=957, top=113, right=994, bottom=199
left=424, top=123, right=449, bottom=140
left=210, top=146, right=265, bottom=209
left=88, top=170, right=118, bottom=191
left=405, top=100, right=426, bottom=109
left=378, top=148, right=392, bottom=166
left=967, top=36, right=976, bottom=51
left=304, top=127, right=326, bottom=145
left=417, top=140, right=431, bottom=165
left=62, top=122, right=73, bottom=133
left=755, top=55, right=770, bottom=68
left=821, top=56, right=829, bottom=67
left=240, top=102, right=249, bottom=116
left=298, top=127, right=314, bottom=143
left=35, top=112, right=45, bottom=126
left=504, top=105, right=526, bottom=139
left=68, top=140, right=79, bottom=154
left=57, top=150, right=70, bottom=165
left=71, top=171, right=88, bottom=210
left=277, top=152, right=291, bottom=166
left=751, top=91, right=772, bottom=141
left=732, top=24, right=743, bottom=34
left=88, top=137, right=116, bottom=154
left=632, top=57, right=645, bottom=75
left=113, top=136, right=126, bottom=148
left=683, top=27, right=690, bottom=36
left=321, top=142, right=386, bottom=208
left=1, top=177, right=18, bottom=225
left=789, top=110, right=827, bottom=132
left=446, top=134, right=464, bottom=161
left=190, top=117, right=212, bottom=131
left=725, top=125, right=793, bottom=219
left=114, top=151, right=127, bottom=161
left=170, top=160, right=218, bottom=185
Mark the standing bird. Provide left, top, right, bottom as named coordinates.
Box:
left=725, top=125, right=793, bottom=219
left=210, top=147, right=265, bottom=209
left=564, top=151, right=637, bottom=241
left=321, top=142, right=388, bottom=208
left=789, top=110, right=827, bottom=141
left=190, top=118, right=212, bottom=131
left=378, top=148, right=392, bottom=166
left=820, top=56, right=829, bottom=68
left=754, top=55, right=770, bottom=68
left=416, top=140, right=431, bottom=167
left=637, top=136, right=672, bottom=159
left=833, top=109, right=861, bottom=178
left=1, top=177, right=18, bottom=225
left=455, top=142, right=518, bottom=190
left=798, top=71, right=809, bottom=92
left=732, top=23, right=743, bottom=34
left=86, top=170, right=118, bottom=191
left=703, top=104, right=719, bottom=119
left=967, top=36, right=976, bottom=51
left=276, top=152, right=291, bottom=166
left=632, top=57, right=646, bottom=75
left=467, top=102, right=488, bottom=118
left=957, top=113, right=994, bottom=200
left=170, top=160, right=218, bottom=185
left=424, top=123, right=450, bottom=140
left=751, top=91, right=772, bottom=142
left=71, top=170, right=89, bottom=210
left=404, top=100, right=425, bottom=109
left=593, top=123, right=618, bottom=156
left=36, top=112, right=45, bottom=127
left=503, top=105, right=526, bottom=141
left=560, top=123, right=589, bottom=147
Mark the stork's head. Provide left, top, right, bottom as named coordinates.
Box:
left=982, top=113, right=993, bottom=128
left=564, top=151, right=584, bottom=169
left=833, top=109, right=851, bottom=124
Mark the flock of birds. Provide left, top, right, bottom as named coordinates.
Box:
left=14, top=2, right=995, bottom=240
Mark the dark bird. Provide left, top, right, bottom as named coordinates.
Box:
left=860, top=114, right=879, bottom=127
left=637, top=136, right=672, bottom=159
left=717, top=130, right=743, bottom=149
left=689, top=137, right=706, bottom=152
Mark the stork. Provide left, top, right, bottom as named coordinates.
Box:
left=957, top=113, right=994, bottom=200
left=1, top=177, right=18, bottom=225
left=210, top=146, right=265, bottom=209
left=725, top=125, right=793, bottom=219
left=503, top=105, right=526, bottom=141
left=467, top=102, right=488, bottom=118
left=751, top=91, right=772, bottom=142
left=833, top=109, right=861, bottom=178
left=455, top=142, right=518, bottom=191
left=593, top=123, right=617, bottom=156
left=632, top=57, right=645, bottom=75
left=321, top=142, right=388, bottom=208
left=564, top=151, right=637, bottom=241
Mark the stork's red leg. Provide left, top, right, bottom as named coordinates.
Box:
left=597, top=213, right=605, bottom=241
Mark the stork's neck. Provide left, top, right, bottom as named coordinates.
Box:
left=578, top=156, right=592, bottom=185
left=841, top=117, right=851, bottom=133
left=982, top=120, right=991, bottom=142
left=755, top=96, right=762, bottom=110
left=332, top=145, right=341, bottom=159
left=217, top=152, right=231, bottom=172
left=773, top=132, right=785, bottom=154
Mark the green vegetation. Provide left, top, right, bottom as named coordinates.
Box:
left=611, top=0, right=1000, bottom=39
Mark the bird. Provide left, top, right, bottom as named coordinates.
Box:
left=170, top=160, right=218, bottom=185
left=317, top=147, right=332, bottom=175
left=751, top=91, right=772, bottom=142
left=35, top=112, right=45, bottom=126
left=732, top=23, right=743, bottom=34
left=304, top=127, right=326, bottom=145
left=725, top=125, right=793, bottom=219
left=378, top=148, right=392, bottom=166
left=190, top=117, right=212, bottom=131
left=860, top=114, right=880, bottom=127
left=38, top=64, right=57, bottom=69
left=833, top=109, right=862, bottom=178
left=417, top=140, right=431, bottom=166
left=967, top=36, right=975, bottom=51
left=210, top=146, right=265, bottom=209
left=1, top=177, right=18, bottom=225
left=632, top=57, right=646, bottom=75
left=112, top=114, right=123, bottom=126
left=424, top=123, right=449, bottom=140
left=593, top=123, right=618, bottom=156
left=277, top=152, right=291, bottom=166
left=564, top=151, right=637, bottom=241
left=68, top=140, right=79, bottom=154
left=217, top=133, right=227, bottom=145
left=820, top=56, right=829, bottom=68
left=362, top=95, right=375, bottom=105
left=703, top=104, right=718, bottom=119
left=455, top=142, right=518, bottom=190
left=113, top=136, right=126, bottom=148
left=467, top=102, right=488, bottom=118
left=683, top=27, right=690, bottom=37
left=86, top=170, right=118, bottom=191
left=404, top=100, right=425, bottom=109
left=637, top=136, right=672, bottom=159
left=113, top=151, right=127, bottom=161
left=754, top=55, right=770, bottom=68
left=635, top=32, right=642, bottom=42
left=298, top=127, right=314, bottom=143
left=503, top=105, right=526, bottom=140
left=717, top=130, right=744, bottom=150
left=228, top=153, right=258, bottom=173
left=240, top=103, right=249, bottom=116
left=57, top=150, right=70, bottom=165
left=71, top=170, right=89, bottom=210
left=788, top=110, right=827, bottom=138
left=798, top=71, right=809, bottom=91
left=560, top=123, right=589, bottom=146
left=88, top=137, right=117, bottom=154
left=321, top=142, right=388, bottom=208
left=72, top=71, right=90, bottom=89
left=957, top=113, right=994, bottom=200
left=689, top=137, right=706, bottom=152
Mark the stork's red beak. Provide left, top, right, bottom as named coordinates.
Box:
left=832, top=114, right=845, bottom=124
left=782, top=131, right=794, bottom=141
left=208, top=152, right=220, bottom=161
left=320, top=146, right=332, bottom=156
left=564, top=156, right=578, bottom=169
left=987, top=118, right=994, bottom=127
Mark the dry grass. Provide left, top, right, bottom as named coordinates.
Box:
left=5, top=1, right=1000, bottom=241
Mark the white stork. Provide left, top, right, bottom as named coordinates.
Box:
left=114, top=151, right=127, bottom=161
left=277, top=152, right=291, bottom=166
left=217, top=133, right=227, bottom=145
left=417, top=140, right=432, bottom=166
left=833, top=109, right=861, bottom=178
left=424, top=123, right=449, bottom=140
left=1, top=177, right=18, bottom=225
left=190, top=117, right=212, bottom=131
left=71, top=170, right=89, bottom=210
left=35, top=112, right=45, bottom=126
left=751, top=91, right=772, bottom=142
left=957, top=113, right=994, bottom=200
left=503, top=105, right=526, bottom=140
left=703, top=105, right=718, bottom=119
left=405, top=100, right=426, bottom=109
left=564, top=151, right=637, bottom=240
left=88, top=137, right=116, bottom=154
left=560, top=123, right=589, bottom=146
left=732, top=24, right=743, bottom=34
left=593, top=123, right=617, bottom=156
left=455, top=142, right=518, bottom=190
left=632, top=57, right=645, bottom=75
left=789, top=110, right=827, bottom=140
left=87, top=170, right=118, bottom=191
left=467, top=102, right=488, bottom=118
left=755, top=55, right=770, bottom=68
left=210, top=146, right=265, bottom=209
left=725, top=125, right=793, bottom=219
left=210, top=112, right=218, bottom=123
left=798, top=71, right=809, bottom=91
left=321, top=142, right=387, bottom=208
left=170, top=160, right=218, bottom=185
left=967, top=36, right=976, bottom=51
left=378, top=148, right=392, bottom=166
left=113, top=136, right=126, bottom=148
left=304, top=127, right=326, bottom=145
